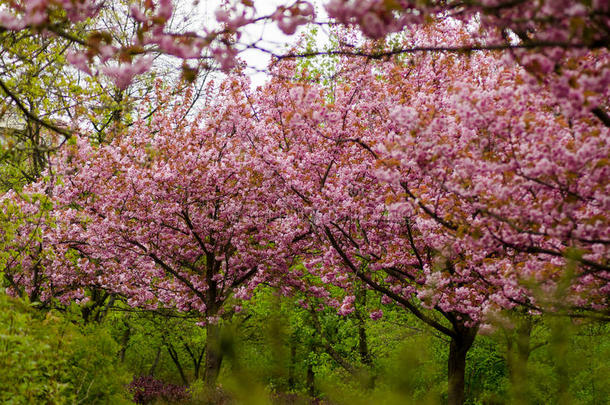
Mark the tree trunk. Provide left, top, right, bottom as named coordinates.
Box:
left=356, top=288, right=375, bottom=389
left=288, top=338, right=297, bottom=390
left=149, top=346, right=162, bottom=376
left=203, top=322, right=223, bottom=387
left=447, top=328, right=477, bottom=405
left=179, top=335, right=205, bottom=381
left=119, top=321, right=131, bottom=363
left=306, top=361, right=315, bottom=397
left=193, top=346, right=205, bottom=380
left=166, top=342, right=189, bottom=386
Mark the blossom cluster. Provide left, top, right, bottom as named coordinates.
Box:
left=2, top=0, right=607, bottom=109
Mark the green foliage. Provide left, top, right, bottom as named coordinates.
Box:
left=220, top=287, right=610, bottom=405
left=106, top=306, right=211, bottom=388
left=1, top=282, right=608, bottom=405
left=0, top=292, right=133, bottom=404
left=294, top=26, right=340, bottom=92
left=0, top=19, right=87, bottom=187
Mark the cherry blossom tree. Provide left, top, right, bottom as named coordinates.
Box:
left=254, top=51, right=484, bottom=405
left=6, top=79, right=306, bottom=386
left=247, top=21, right=608, bottom=404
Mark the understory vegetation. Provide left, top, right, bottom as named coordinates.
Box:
left=1, top=288, right=608, bottom=404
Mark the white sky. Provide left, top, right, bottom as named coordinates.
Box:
left=186, top=0, right=330, bottom=87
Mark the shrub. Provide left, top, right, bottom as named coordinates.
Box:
left=0, top=292, right=132, bottom=404
left=129, top=375, right=190, bottom=404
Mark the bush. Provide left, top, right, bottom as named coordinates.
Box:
left=129, top=375, right=190, bottom=404
left=0, top=292, right=132, bottom=404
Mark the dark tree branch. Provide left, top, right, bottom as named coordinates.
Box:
left=308, top=307, right=358, bottom=375
left=0, top=79, right=73, bottom=139
left=592, top=107, right=610, bottom=127
left=274, top=41, right=601, bottom=62
left=400, top=181, right=458, bottom=231
left=324, top=226, right=457, bottom=339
